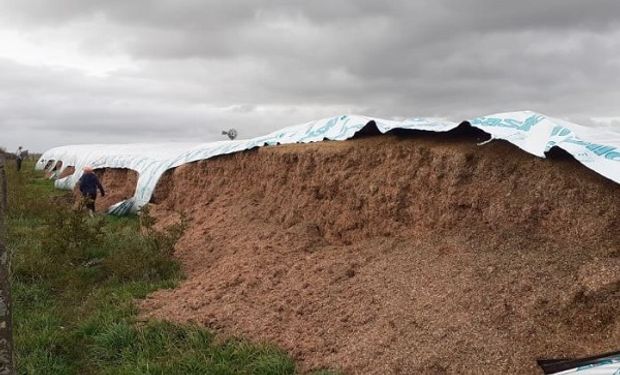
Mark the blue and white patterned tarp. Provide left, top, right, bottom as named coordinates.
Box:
left=36, top=111, right=620, bottom=215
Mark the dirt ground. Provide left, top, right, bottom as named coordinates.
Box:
left=107, top=131, right=618, bottom=374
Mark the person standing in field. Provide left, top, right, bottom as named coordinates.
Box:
left=15, top=146, right=24, bottom=171
left=77, top=166, right=105, bottom=216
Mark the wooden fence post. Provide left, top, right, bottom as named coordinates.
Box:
left=0, top=156, right=6, bottom=215
left=0, top=155, right=15, bottom=375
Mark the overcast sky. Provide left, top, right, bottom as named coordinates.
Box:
left=1, top=1, right=619, bottom=152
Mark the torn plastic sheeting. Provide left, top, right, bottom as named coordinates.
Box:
left=36, top=143, right=201, bottom=191
left=538, top=351, right=620, bottom=374
left=36, top=111, right=620, bottom=215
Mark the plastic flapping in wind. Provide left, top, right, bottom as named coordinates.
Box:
left=36, top=110, right=620, bottom=215
left=538, top=351, right=620, bottom=374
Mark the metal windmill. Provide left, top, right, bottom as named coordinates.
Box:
left=221, top=128, right=238, bottom=140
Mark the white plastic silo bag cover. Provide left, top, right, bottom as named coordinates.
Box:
left=36, top=110, right=620, bottom=215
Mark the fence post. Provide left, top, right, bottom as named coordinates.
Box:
left=0, top=155, right=15, bottom=375
left=0, top=156, right=6, bottom=214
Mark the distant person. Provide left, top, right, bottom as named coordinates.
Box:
left=77, top=166, right=105, bottom=216
left=15, top=146, right=24, bottom=171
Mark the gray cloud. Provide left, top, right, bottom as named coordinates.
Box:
left=0, top=1, right=619, bottom=151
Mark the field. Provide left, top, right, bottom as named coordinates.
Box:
left=5, top=162, right=332, bottom=374
left=5, top=130, right=620, bottom=374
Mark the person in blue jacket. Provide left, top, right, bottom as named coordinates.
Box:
left=77, top=166, right=105, bottom=215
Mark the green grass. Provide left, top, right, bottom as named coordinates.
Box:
left=4, top=162, right=334, bottom=374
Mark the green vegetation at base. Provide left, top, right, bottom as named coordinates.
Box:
left=5, top=163, right=329, bottom=374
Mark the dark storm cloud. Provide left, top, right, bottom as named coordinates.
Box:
left=8, top=0, right=620, bottom=30
left=0, top=0, right=619, bottom=151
